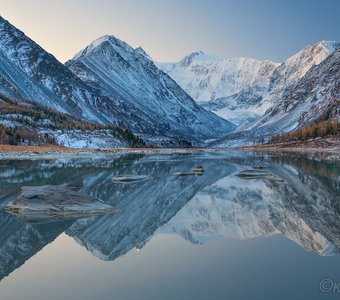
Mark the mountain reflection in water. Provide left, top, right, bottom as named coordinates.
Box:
left=0, top=152, right=339, bottom=281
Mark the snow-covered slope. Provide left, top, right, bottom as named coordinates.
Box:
left=158, top=51, right=277, bottom=102
left=158, top=51, right=279, bottom=126
left=158, top=41, right=339, bottom=128
left=211, top=48, right=340, bottom=147
left=255, top=48, right=340, bottom=130
left=268, top=41, right=339, bottom=93
left=66, top=36, right=235, bottom=144
left=0, top=16, right=121, bottom=125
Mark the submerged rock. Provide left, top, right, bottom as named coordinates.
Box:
left=172, top=166, right=205, bottom=177
left=5, top=184, right=118, bottom=221
left=253, top=165, right=266, bottom=170
left=112, top=174, right=151, bottom=183
left=192, top=166, right=204, bottom=175
left=236, top=170, right=284, bottom=182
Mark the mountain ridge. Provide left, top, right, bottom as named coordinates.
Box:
left=0, top=17, right=235, bottom=146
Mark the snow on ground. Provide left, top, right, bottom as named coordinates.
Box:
left=52, top=130, right=128, bottom=148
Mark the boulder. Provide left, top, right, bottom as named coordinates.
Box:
left=5, top=184, right=118, bottom=221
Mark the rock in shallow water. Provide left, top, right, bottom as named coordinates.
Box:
left=171, top=172, right=197, bottom=176
left=5, top=184, right=118, bottom=221
left=235, top=169, right=284, bottom=182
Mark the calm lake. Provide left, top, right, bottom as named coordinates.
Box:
left=0, top=151, right=339, bottom=300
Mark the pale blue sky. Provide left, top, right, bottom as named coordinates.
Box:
left=1, top=0, right=339, bottom=63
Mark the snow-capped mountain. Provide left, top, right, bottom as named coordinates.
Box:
left=255, top=48, right=340, bottom=130
left=66, top=35, right=235, bottom=144
left=0, top=16, right=234, bottom=146
left=268, top=41, right=339, bottom=93
left=158, top=41, right=339, bottom=128
left=211, top=48, right=340, bottom=147
left=158, top=51, right=278, bottom=126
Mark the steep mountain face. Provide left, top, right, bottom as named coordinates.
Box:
left=158, top=41, right=339, bottom=128
left=158, top=51, right=277, bottom=103
left=66, top=36, right=235, bottom=144
left=254, top=48, right=340, bottom=130
left=158, top=51, right=279, bottom=125
left=0, top=16, right=120, bottom=125
left=268, top=41, right=339, bottom=94
left=211, top=48, right=340, bottom=147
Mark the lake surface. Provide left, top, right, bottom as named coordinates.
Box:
left=0, top=151, right=339, bottom=300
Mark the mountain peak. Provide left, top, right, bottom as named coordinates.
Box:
left=316, top=40, right=340, bottom=52
left=180, top=50, right=221, bottom=66
left=73, top=34, right=131, bottom=60
left=134, top=45, right=151, bottom=60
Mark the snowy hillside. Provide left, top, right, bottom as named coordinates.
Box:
left=255, top=48, right=340, bottom=129
left=0, top=93, right=143, bottom=148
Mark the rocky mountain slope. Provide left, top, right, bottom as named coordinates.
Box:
left=211, top=48, right=340, bottom=147
left=254, top=48, right=340, bottom=130
left=66, top=36, right=235, bottom=144
left=158, top=52, right=278, bottom=125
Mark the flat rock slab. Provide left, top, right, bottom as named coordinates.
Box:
left=5, top=184, right=118, bottom=220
